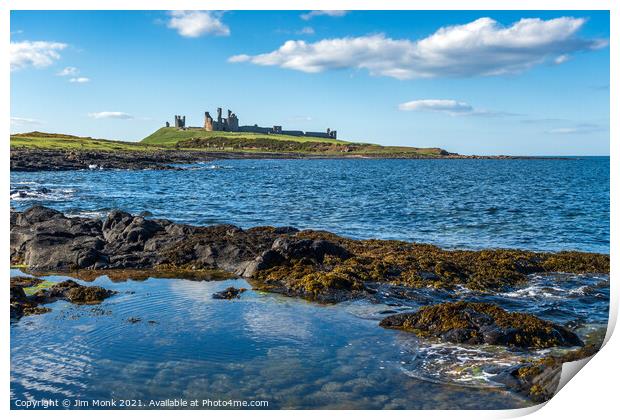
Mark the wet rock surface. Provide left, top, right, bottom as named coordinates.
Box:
left=10, top=148, right=360, bottom=172
left=212, top=286, right=247, bottom=300
left=9, top=207, right=608, bottom=404
left=32, top=280, right=115, bottom=304
left=11, top=206, right=609, bottom=305
left=10, top=149, right=210, bottom=171
left=379, top=302, right=584, bottom=349
left=10, top=277, right=115, bottom=319
left=496, top=344, right=600, bottom=402
left=10, top=284, right=50, bottom=319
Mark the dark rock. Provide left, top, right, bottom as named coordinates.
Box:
left=11, top=276, right=116, bottom=320
left=494, top=344, right=599, bottom=403
left=32, top=280, right=115, bottom=304
left=10, top=276, right=42, bottom=288
left=10, top=284, right=51, bottom=319
left=379, top=301, right=584, bottom=349
left=10, top=148, right=223, bottom=171
left=271, top=237, right=351, bottom=262
left=212, top=287, right=247, bottom=300
left=10, top=206, right=609, bottom=304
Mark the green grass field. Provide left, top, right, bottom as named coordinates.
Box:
left=11, top=129, right=449, bottom=157
left=10, top=132, right=155, bottom=151
left=141, top=128, right=448, bottom=156
left=141, top=127, right=351, bottom=146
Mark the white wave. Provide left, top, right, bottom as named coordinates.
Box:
left=10, top=186, right=76, bottom=202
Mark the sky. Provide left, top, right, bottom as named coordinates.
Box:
left=10, top=10, right=610, bottom=155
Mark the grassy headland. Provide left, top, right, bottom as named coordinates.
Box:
left=12, top=129, right=451, bottom=158
left=10, top=132, right=153, bottom=152
left=144, top=128, right=451, bottom=157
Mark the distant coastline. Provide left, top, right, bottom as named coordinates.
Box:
left=10, top=131, right=571, bottom=172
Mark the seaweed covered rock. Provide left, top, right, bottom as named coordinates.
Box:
left=238, top=236, right=359, bottom=302
left=379, top=302, right=584, bottom=349
left=11, top=206, right=609, bottom=300
left=10, top=285, right=50, bottom=319
left=252, top=230, right=609, bottom=297
left=212, top=286, right=247, bottom=300
left=10, top=276, right=43, bottom=288
left=33, top=280, right=114, bottom=304
left=248, top=238, right=366, bottom=303
left=11, top=278, right=116, bottom=320
left=496, top=344, right=599, bottom=403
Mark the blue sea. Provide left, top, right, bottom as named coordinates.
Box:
left=10, top=157, right=610, bottom=253
left=10, top=157, right=610, bottom=409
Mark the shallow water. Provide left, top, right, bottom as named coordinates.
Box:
left=10, top=157, right=609, bottom=253
left=10, top=158, right=609, bottom=409
left=10, top=269, right=608, bottom=409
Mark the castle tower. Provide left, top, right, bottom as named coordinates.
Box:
left=228, top=111, right=239, bottom=131
left=174, top=115, right=186, bottom=128
left=217, top=108, right=222, bottom=124
left=204, top=112, right=214, bottom=131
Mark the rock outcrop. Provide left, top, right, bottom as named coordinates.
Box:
left=212, top=287, right=247, bottom=300
left=10, top=277, right=115, bottom=319
left=10, top=149, right=219, bottom=171
left=379, top=302, right=584, bottom=349
left=11, top=206, right=610, bottom=305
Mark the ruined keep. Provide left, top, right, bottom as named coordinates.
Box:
left=204, top=108, right=239, bottom=132
left=174, top=115, right=186, bottom=128
left=168, top=107, right=337, bottom=139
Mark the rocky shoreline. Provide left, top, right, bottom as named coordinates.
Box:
left=10, top=148, right=562, bottom=172
left=10, top=205, right=609, bottom=402
left=11, top=206, right=608, bottom=293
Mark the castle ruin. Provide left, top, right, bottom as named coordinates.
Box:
left=167, top=107, right=337, bottom=139
left=174, top=115, right=186, bottom=128
left=204, top=108, right=239, bottom=132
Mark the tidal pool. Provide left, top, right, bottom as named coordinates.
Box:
left=11, top=271, right=555, bottom=410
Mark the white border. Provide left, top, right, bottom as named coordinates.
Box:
left=2, top=1, right=616, bottom=419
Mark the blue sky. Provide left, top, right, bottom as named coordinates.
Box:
left=10, top=10, right=609, bottom=155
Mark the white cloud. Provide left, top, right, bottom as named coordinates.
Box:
left=297, top=27, right=315, bottom=35
left=548, top=124, right=605, bottom=134
left=229, top=17, right=606, bottom=79
left=10, top=40, right=68, bottom=71
left=69, top=77, right=90, bottom=83
left=301, top=11, right=348, bottom=21
left=228, top=54, right=251, bottom=63
left=399, top=99, right=474, bottom=115
left=554, top=54, right=571, bottom=64
left=520, top=118, right=568, bottom=124
left=11, top=117, right=43, bottom=126
left=88, top=111, right=134, bottom=120
left=167, top=11, right=230, bottom=37
left=57, top=66, right=79, bottom=76
left=398, top=99, right=514, bottom=117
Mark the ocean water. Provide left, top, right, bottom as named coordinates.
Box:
left=10, top=157, right=609, bottom=253
left=10, top=269, right=608, bottom=410
left=10, top=157, right=610, bottom=409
